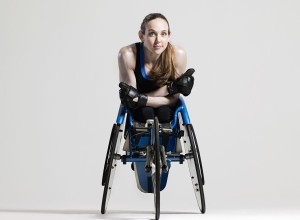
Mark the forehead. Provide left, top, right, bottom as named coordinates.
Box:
left=145, top=18, right=169, bottom=32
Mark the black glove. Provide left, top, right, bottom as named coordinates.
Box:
left=119, top=82, right=148, bottom=109
left=167, top=68, right=195, bottom=96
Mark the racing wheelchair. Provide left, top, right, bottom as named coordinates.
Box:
left=101, top=96, right=206, bottom=220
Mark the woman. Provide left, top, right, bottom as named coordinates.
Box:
left=118, top=13, right=194, bottom=123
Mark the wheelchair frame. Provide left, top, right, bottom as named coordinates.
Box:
left=101, top=97, right=206, bottom=220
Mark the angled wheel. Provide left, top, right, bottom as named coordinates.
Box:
left=101, top=124, right=121, bottom=214
left=188, top=124, right=205, bottom=185
left=101, top=125, right=116, bottom=186
left=153, top=117, right=161, bottom=220
left=185, top=124, right=206, bottom=213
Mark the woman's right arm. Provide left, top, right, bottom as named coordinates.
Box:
left=118, top=45, right=137, bottom=88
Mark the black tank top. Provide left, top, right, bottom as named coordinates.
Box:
left=134, top=42, right=160, bottom=93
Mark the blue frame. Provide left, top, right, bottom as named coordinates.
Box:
left=117, top=96, right=190, bottom=165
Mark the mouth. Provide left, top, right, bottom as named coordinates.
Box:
left=153, top=45, right=162, bottom=49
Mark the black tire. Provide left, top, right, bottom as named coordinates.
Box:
left=189, top=124, right=205, bottom=185
left=154, top=117, right=161, bottom=220
left=101, top=124, right=120, bottom=214
left=101, top=125, right=116, bottom=186
left=186, top=124, right=206, bottom=213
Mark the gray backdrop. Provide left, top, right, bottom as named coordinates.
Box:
left=1, top=0, right=300, bottom=213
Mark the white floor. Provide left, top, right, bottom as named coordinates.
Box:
left=1, top=209, right=300, bottom=220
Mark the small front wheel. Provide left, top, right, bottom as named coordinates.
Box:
left=153, top=117, right=161, bottom=220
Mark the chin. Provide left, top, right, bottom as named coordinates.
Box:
left=153, top=48, right=165, bottom=55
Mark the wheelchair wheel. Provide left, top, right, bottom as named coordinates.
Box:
left=189, top=124, right=205, bottom=185
left=153, top=117, right=161, bottom=220
left=101, top=124, right=120, bottom=214
left=186, top=124, right=206, bottom=213
left=101, top=125, right=115, bottom=186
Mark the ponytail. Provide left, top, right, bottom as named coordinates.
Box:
left=150, top=42, right=177, bottom=87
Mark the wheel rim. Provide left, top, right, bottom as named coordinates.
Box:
left=186, top=124, right=206, bottom=213
left=101, top=124, right=120, bottom=214
left=189, top=124, right=205, bottom=185
left=101, top=124, right=116, bottom=186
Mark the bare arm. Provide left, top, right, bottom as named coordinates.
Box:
left=146, top=94, right=180, bottom=108
left=173, top=45, right=188, bottom=78
left=118, top=45, right=137, bottom=88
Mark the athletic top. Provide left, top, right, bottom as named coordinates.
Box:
left=134, top=42, right=160, bottom=93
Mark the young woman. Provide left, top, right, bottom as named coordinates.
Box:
left=118, top=13, right=194, bottom=123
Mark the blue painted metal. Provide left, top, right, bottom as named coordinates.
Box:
left=134, top=160, right=171, bottom=193
left=115, top=96, right=191, bottom=193
left=171, top=96, right=191, bottom=129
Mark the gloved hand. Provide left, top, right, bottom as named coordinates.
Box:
left=167, top=68, right=195, bottom=96
left=119, top=82, right=148, bottom=109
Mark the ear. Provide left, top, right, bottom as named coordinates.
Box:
left=138, top=30, right=144, bottom=42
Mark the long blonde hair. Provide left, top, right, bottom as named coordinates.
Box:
left=140, top=13, right=177, bottom=86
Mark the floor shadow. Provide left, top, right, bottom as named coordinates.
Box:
left=0, top=209, right=200, bottom=220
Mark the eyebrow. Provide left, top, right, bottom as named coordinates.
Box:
left=148, top=29, right=168, bottom=33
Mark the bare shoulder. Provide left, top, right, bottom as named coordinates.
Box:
left=118, top=43, right=137, bottom=73
left=172, top=45, right=187, bottom=59
left=118, top=44, right=136, bottom=61
left=172, top=45, right=187, bottom=77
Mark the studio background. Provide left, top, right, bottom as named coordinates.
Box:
left=1, top=0, right=300, bottom=213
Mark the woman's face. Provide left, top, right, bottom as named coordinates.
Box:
left=140, top=18, right=171, bottom=56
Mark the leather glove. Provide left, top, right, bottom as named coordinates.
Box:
left=119, top=82, right=148, bottom=109
left=167, top=68, right=195, bottom=96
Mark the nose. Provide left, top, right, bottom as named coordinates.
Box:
left=155, top=34, right=161, bottom=43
